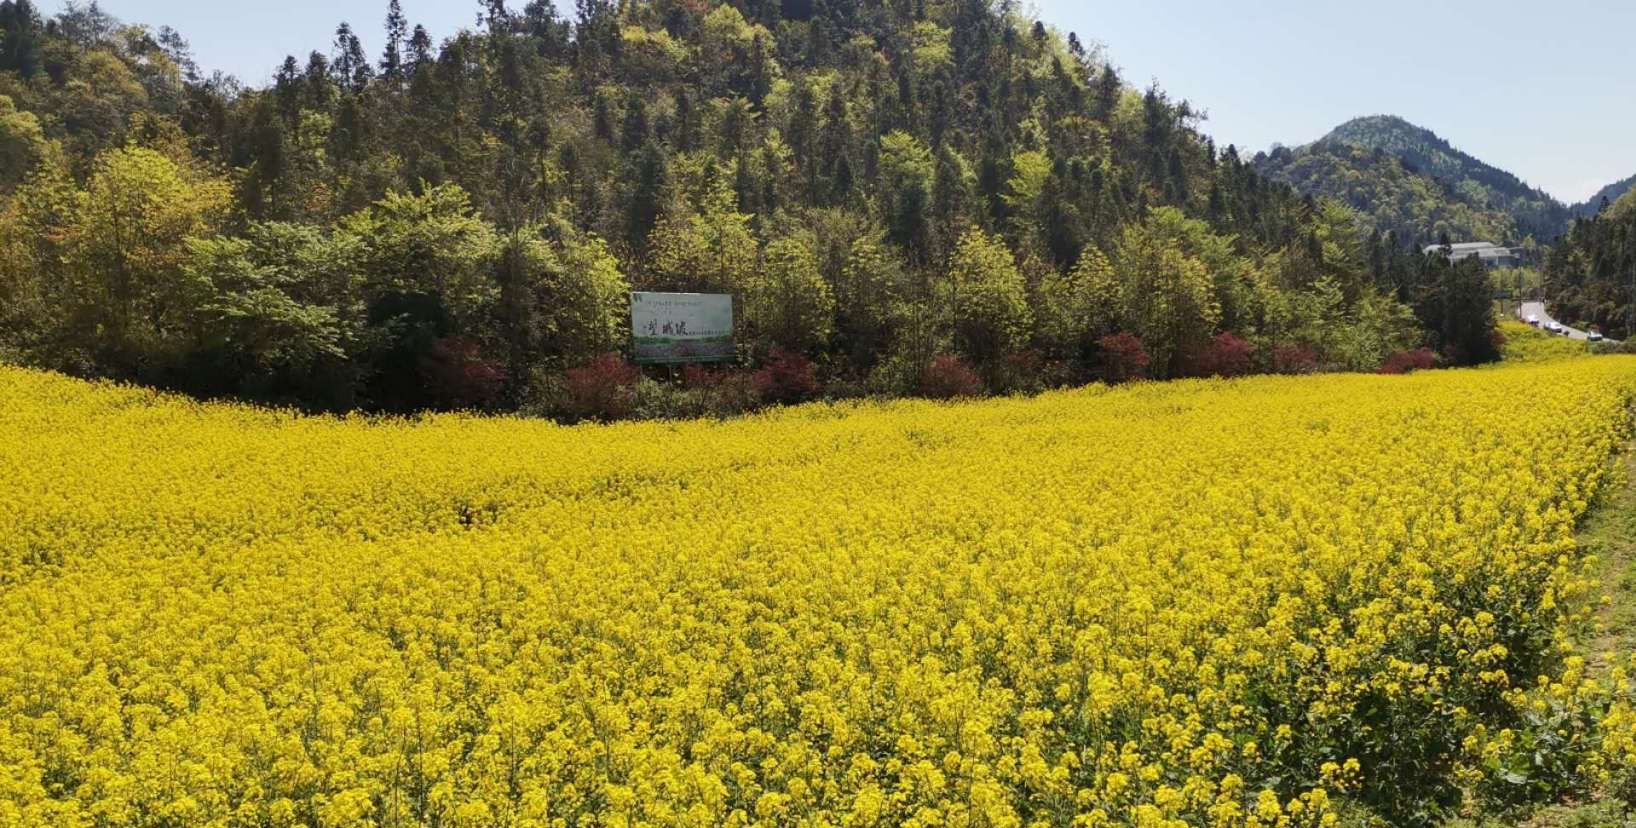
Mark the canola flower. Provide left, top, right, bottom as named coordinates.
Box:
left=3, top=360, right=1636, bottom=827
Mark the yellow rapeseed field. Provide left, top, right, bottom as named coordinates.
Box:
left=5, top=359, right=1636, bottom=827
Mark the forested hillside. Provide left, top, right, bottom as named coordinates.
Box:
left=0, top=0, right=1495, bottom=414
left=1546, top=189, right=1636, bottom=339
left=1253, top=138, right=1515, bottom=246
left=1255, top=115, right=1575, bottom=247
left=1574, top=174, right=1636, bottom=219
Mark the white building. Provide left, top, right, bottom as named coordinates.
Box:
left=1423, top=242, right=1523, bottom=269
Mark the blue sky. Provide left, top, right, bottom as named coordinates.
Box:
left=83, top=1, right=1636, bottom=203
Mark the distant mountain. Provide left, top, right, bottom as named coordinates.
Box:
left=1572, top=174, right=1636, bottom=218
left=1254, top=115, right=1573, bottom=245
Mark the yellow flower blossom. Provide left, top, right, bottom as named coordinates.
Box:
left=1, top=359, right=1635, bottom=825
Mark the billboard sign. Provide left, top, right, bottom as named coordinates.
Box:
left=631, top=292, right=735, bottom=364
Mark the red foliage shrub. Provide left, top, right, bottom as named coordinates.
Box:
left=920, top=354, right=984, bottom=399
left=1098, top=332, right=1150, bottom=384
left=1271, top=344, right=1321, bottom=375
left=420, top=336, right=508, bottom=409
left=1378, top=348, right=1438, bottom=375
left=995, top=349, right=1046, bottom=394
left=753, top=348, right=821, bottom=405
left=681, top=364, right=723, bottom=389
left=563, top=353, right=641, bottom=419
left=1186, top=332, right=1255, bottom=378
left=1004, top=348, right=1043, bottom=376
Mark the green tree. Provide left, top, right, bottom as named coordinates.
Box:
left=1423, top=255, right=1500, bottom=365
left=185, top=223, right=361, bottom=394
left=1332, top=288, right=1420, bottom=371
left=879, top=131, right=933, bottom=258
left=1095, top=207, right=1223, bottom=377
left=946, top=227, right=1032, bottom=364
left=835, top=232, right=904, bottom=369
left=54, top=146, right=231, bottom=374
left=0, top=0, right=44, bottom=77
left=1003, top=149, right=1051, bottom=242
left=748, top=233, right=835, bottom=353
left=330, top=184, right=499, bottom=408
left=337, top=183, right=499, bottom=332
left=537, top=226, right=631, bottom=365
left=380, top=0, right=407, bottom=80
left=1032, top=246, right=1107, bottom=362
left=57, top=50, right=150, bottom=155
left=0, top=94, right=45, bottom=189
left=647, top=181, right=758, bottom=295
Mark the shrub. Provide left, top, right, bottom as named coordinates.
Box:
left=681, top=364, right=722, bottom=390
left=563, top=353, right=641, bottom=420
left=680, top=364, right=762, bottom=417
left=1098, top=332, right=1150, bottom=384
left=420, top=336, right=508, bottom=409
left=919, top=354, right=983, bottom=399
left=1379, top=348, right=1438, bottom=375
left=866, top=349, right=931, bottom=397
left=1185, top=332, right=1255, bottom=378
left=1271, top=344, right=1322, bottom=375
left=753, top=348, right=821, bottom=405
left=994, top=349, right=1046, bottom=395
left=1500, top=321, right=1593, bottom=363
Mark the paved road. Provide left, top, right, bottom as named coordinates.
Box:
left=1518, top=300, right=1600, bottom=341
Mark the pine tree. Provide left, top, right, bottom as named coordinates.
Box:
left=626, top=140, right=668, bottom=251
left=303, top=51, right=335, bottom=111
left=274, top=56, right=303, bottom=125
left=1095, top=65, right=1120, bottom=119
left=331, top=23, right=373, bottom=93
left=747, top=31, right=774, bottom=109
left=672, top=89, right=696, bottom=152
left=619, top=96, right=648, bottom=154
left=788, top=82, right=819, bottom=202
left=0, top=0, right=42, bottom=77
left=482, top=0, right=511, bottom=32
left=381, top=0, right=407, bottom=80
left=820, top=83, right=852, bottom=205
left=407, top=25, right=434, bottom=73
left=522, top=0, right=569, bottom=56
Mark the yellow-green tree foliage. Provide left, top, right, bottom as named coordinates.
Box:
left=536, top=227, right=632, bottom=364
left=647, top=181, right=758, bottom=295
left=747, top=232, right=835, bottom=354
left=1003, top=149, right=1052, bottom=243
left=336, top=184, right=499, bottom=332
left=1095, top=207, right=1224, bottom=376
left=54, top=145, right=230, bottom=370
left=947, top=227, right=1032, bottom=362
left=0, top=95, right=44, bottom=190
left=836, top=232, right=904, bottom=364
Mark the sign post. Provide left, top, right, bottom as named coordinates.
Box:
left=630, top=292, right=735, bottom=365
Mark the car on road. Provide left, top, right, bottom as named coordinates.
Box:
left=1589, top=332, right=1606, bottom=343
left=1526, top=315, right=1540, bottom=326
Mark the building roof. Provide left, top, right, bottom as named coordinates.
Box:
left=1423, top=241, right=1516, bottom=256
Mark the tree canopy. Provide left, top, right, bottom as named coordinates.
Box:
left=0, top=0, right=1498, bottom=412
